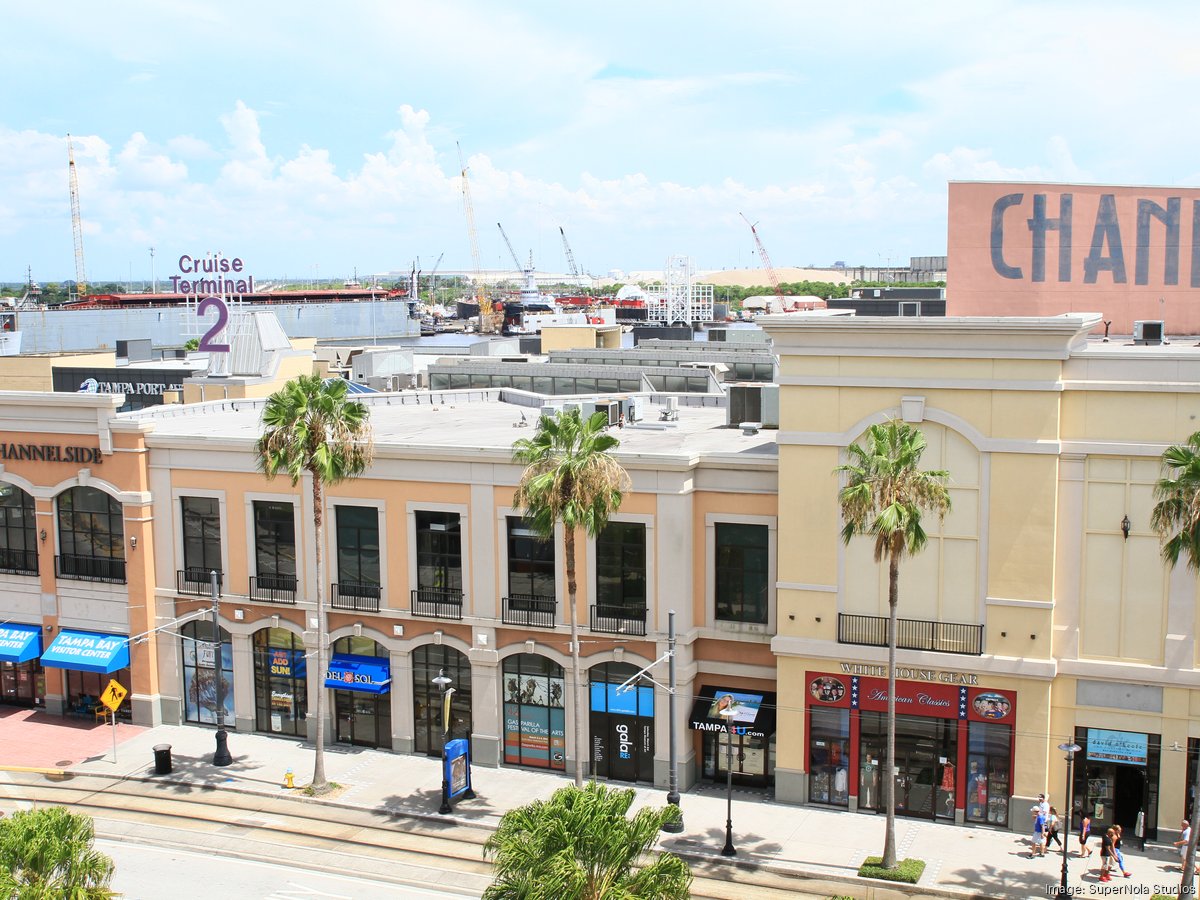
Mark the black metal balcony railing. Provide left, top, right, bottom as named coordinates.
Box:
left=330, top=581, right=381, bottom=612
left=590, top=603, right=648, bottom=636
left=837, top=612, right=984, bottom=656
left=55, top=554, right=126, bottom=584
left=249, top=573, right=298, bottom=605
left=176, top=568, right=223, bottom=596
left=0, top=547, right=38, bottom=576
left=411, top=587, right=464, bottom=620
left=503, top=593, right=557, bottom=628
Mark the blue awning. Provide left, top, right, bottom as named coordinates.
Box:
left=324, top=653, right=390, bottom=694
left=40, top=630, right=130, bottom=674
left=0, top=624, right=42, bottom=664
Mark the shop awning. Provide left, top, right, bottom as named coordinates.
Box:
left=688, top=685, right=777, bottom=739
left=40, top=629, right=130, bottom=674
left=324, top=653, right=390, bottom=694
left=0, top=624, right=42, bottom=664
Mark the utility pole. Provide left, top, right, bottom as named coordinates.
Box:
left=211, top=570, right=232, bottom=766
left=663, top=610, right=683, bottom=832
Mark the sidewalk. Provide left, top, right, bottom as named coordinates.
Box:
left=2, top=716, right=1194, bottom=899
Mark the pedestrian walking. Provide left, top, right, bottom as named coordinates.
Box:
left=1113, top=823, right=1130, bottom=877
left=1046, top=806, right=1063, bottom=849
left=1031, top=805, right=1047, bottom=857
left=1099, top=827, right=1116, bottom=881
left=1078, top=814, right=1092, bottom=858
left=1173, top=820, right=1200, bottom=875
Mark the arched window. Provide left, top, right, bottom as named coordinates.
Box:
left=413, top=644, right=471, bottom=756
left=0, top=483, right=37, bottom=575
left=252, top=628, right=307, bottom=736
left=502, top=653, right=565, bottom=770
left=180, top=619, right=232, bottom=725
left=329, top=636, right=391, bottom=749
left=56, top=487, right=125, bottom=583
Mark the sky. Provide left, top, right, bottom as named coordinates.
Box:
left=4, top=0, right=1200, bottom=285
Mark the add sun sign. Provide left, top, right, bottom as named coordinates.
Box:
left=100, top=678, right=128, bottom=712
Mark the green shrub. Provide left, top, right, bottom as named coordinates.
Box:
left=857, top=856, right=926, bottom=884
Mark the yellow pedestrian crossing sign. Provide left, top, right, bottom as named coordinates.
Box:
left=100, top=679, right=127, bottom=712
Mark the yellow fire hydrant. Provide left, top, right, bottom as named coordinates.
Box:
left=284, top=768, right=295, bottom=789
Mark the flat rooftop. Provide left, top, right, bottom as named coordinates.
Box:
left=127, top=391, right=777, bottom=464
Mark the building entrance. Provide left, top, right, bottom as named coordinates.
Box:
left=859, top=712, right=957, bottom=820
left=334, top=690, right=384, bottom=747
left=1073, top=727, right=1159, bottom=842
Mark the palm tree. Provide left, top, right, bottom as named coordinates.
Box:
left=0, top=807, right=116, bottom=898
left=835, top=418, right=950, bottom=870
left=513, top=408, right=631, bottom=787
left=257, top=375, right=374, bottom=794
left=483, top=781, right=690, bottom=900
left=1151, top=430, right=1200, bottom=894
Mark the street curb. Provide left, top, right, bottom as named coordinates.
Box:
left=0, top=766, right=68, bottom=776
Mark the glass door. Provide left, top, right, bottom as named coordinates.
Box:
left=335, top=691, right=355, bottom=744
left=351, top=694, right=378, bottom=746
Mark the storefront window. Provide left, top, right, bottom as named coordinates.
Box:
left=589, top=662, right=654, bottom=783
left=502, top=653, right=566, bottom=770
left=66, top=668, right=132, bottom=720
left=0, top=660, right=44, bottom=707
left=329, top=636, right=390, bottom=748
left=181, top=619, right=233, bottom=725
left=253, top=628, right=307, bottom=736
left=413, top=644, right=471, bottom=755
left=808, top=707, right=850, bottom=806
left=860, top=711, right=957, bottom=820
left=966, top=721, right=1011, bottom=827
left=1073, top=727, right=1159, bottom=842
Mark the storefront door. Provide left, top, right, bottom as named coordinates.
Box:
left=859, top=712, right=956, bottom=820
left=334, top=691, right=382, bottom=747
left=0, top=661, right=43, bottom=707
left=1074, top=727, right=1159, bottom=842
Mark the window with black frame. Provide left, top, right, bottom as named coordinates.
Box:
left=714, top=522, right=769, bottom=624
left=0, top=483, right=37, bottom=575
left=181, top=497, right=221, bottom=589
left=254, top=500, right=296, bottom=590
left=56, top=487, right=125, bottom=582
left=595, top=522, right=646, bottom=627
left=416, top=511, right=462, bottom=594
left=335, top=506, right=380, bottom=598
left=507, top=517, right=555, bottom=602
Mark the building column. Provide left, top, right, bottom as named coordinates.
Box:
left=390, top=647, right=414, bottom=753
left=469, top=647, right=500, bottom=767
left=231, top=633, right=255, bottom=733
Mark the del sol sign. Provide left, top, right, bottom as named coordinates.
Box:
left=0, top=443, right=103, bottom=464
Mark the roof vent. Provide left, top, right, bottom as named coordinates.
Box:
left=1133, top=320, right=1164, bottom=345
left=740, top=422, right=761, bottom=436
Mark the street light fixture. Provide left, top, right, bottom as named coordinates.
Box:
left=718, top=705, right=737, bottom=857
left=662, top=610, right=683, bottom=833
left=433, top=668, right=454, bottom=815
left=210, top=570, right=232, bottom=767
left=1057, top=741, right=1082, bottom=899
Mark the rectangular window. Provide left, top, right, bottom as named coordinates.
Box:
left=507, top=516, right=554, bottom=599
left=715, top=523, right=769, bottom=624
left=416, top=511, right=462, bottom=592
left=181, top=497, right=221, bottom=574
left=254, top=501, right=296, bottom=582
left=335, top=505, right=380, bottom=587
left=596, top=522, right=646, bottom=612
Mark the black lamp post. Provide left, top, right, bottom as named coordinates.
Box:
left=718, top=705, right=736, bottom=856
left=433, top=668, right=453, bottom=814
left=1057, top=741, right=1082, bottom=899
left=211, top=570, right=232, bottom=766
left=662, top=610, right=683, bottom=833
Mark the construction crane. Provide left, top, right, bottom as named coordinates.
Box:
left=497, top=222, right=523, bottom=272
left=558, top=226, right=585, bottom=291
left=67, top=134, right=87, bottom=298
left=457, top=142, right=493, bottom=331
left=426, top=252, right=444, bottom=302
left=740, top=212, right=783, bottom=305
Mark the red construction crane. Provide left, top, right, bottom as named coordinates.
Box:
left=740, top=212, right=783, bottom=304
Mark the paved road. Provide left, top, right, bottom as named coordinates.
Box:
left=99, top=839, right=479, bottom=900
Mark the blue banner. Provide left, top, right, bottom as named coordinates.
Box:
left=324, top=653, right=390, bottom=694
left=444, top=738, right=472, bottom=799
left=40, top=630, right=129, bottom=674
left=1087, top=728, right=1148, bottom=766
left=590, top=682, right=655, bottom=717
left=0, top=623, right=41, bottom=664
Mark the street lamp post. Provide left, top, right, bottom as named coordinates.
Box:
left=433, top=668, right=453, bottom=815
left=662, top=610, right=683, bottom=833
left=718, top=705, right=736, bottom=857
left=1057, top=742, right=1082, bottom=899
left=210, top=570, right=232, bottom=766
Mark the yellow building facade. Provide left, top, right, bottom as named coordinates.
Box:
left=764, top=312, right=1200, bottom=841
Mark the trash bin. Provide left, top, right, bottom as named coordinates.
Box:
left=153, top=744, right=172, bottom=775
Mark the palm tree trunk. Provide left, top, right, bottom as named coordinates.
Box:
left=565, top=526, right=584, bottom=788
left=882, top=552, right=899, bottom=870
left=1182, top=755, right=1200, bottom=896
left=311, top=471, right=328, bottom=793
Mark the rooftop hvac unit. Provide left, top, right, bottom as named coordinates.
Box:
left=726, top=383, right=779, bottom=429
left=1133, top=320, right=1164, bottom=345
left=540, top=403, right=560, bottom=419
left=622, top=396, right=645, bottom=422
